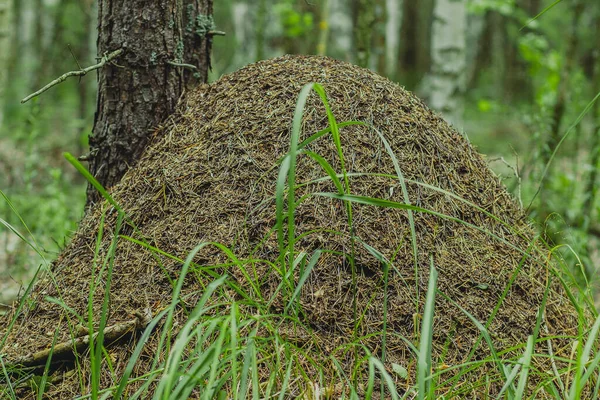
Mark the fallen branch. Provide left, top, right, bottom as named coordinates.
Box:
left=8, top=309, right=151, bottom=367
left=21, top=48, right=124, bottom=104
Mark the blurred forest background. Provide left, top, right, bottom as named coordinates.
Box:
left=0, top=0, right=599, bottom=307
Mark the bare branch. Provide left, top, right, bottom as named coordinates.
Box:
left=207, top=30, right=226, bottom=36
left=166, top=60, right=199, bottom=70
left=7, top=309, right=151, bottom=367
left=21, top=48, right=124, bottom=104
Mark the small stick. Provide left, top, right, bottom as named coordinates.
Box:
left=21, top=48, right=124, bottom=104
left=207, top=30, right=226, bottom=36
left=8, top=310, right=151, bottom=367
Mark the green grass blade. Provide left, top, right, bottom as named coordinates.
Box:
left=514, top=335, right=535, bottom=399
left=285, top=250, right=321, bottom=313
left=569, top=313, right=600, bottom=399
left=417, top=257, right=437, bottom=400
left=113, top=307, right=170, bottom=399
left=370, top=357, right=400, bottom=400
left=303, top=150, right=345, bottom=194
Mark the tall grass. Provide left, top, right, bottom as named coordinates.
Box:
left=1, top=83, right=598, bottom=399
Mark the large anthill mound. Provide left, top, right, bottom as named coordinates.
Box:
left=2, top=55, right=583, bottom=397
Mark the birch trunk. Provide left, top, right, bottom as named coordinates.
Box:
left=425, top=0, right=466, bottom=128
left=385, top=0, right=402, bottom=78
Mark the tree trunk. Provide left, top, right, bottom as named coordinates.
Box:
left=87, top=0, right=214, bottom=206
left=317, top=0, right=330, bottom=56
left=424, top=0, right=466, bottom=128
left=352, top=0, right=374, bottom=68
left=31, top=0, right=44, bottom=92
left=536, top=0, right=583, bottom=221
left=329, top=0, right=353, bottom=61
left=0, top=0, right=11, bottom=126
left=399, top=0, right=433, bottom=88
left=384, top=0, right=402, bottom=79
left=255, top=0, right=267, bottom=60
left=465, top=10, right=486, bottom=89
left=77, top=1, right=95, bottom=117
left=581, top=5, right=600, bottom=230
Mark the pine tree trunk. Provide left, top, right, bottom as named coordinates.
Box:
left=87, top=0, right=214, bottom=206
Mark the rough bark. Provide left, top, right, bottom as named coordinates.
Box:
left=87, top=0, right=213, bottom=206
left=424, top=0, right=466, bottom=128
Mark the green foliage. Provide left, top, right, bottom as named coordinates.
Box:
left=518, top=33, right=561, bottom=107
left=274, top=1, right=314, bottom=38
left=468, top=0, right=516, bottom=16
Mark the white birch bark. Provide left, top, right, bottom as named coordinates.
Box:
left=385, top=0, right=403, bottom=77
left=425, top=0, right=466, bottom=129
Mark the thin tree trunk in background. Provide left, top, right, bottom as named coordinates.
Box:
left=373, top=0, right=386, bottom=74
left=385, top=0, right=402, bottom=79
left=232, top=2, right=254, bottom=67
left=329, top=0, right=353, bottom=61
left=31, top=0, right=44, bottom=91
left=490, top=12, right=507, bottom=99
left=504, top=0, right=540, bottom=101
left=76, top=0, right=95, bottom=155
left=465, top=11, right=486, bottom=89
left=399, top=0, right=433, bottom=88
left=352, top=0, right=374, bottom=68
left=582, top=8, right=600, bottom=231
left=3, top=0, right=21, bottom=122
left=424, top=0, right=466, bottom=128
left=0, top=0, right=11, bottom=126
left=538, top=0, right=584, bottom=215
left=88, top=0, right=214, bottom=206
left=40, top=0, right=69, bottom=89
left=317, top=0, right=330, bottom=56
left=255, top=0, right=267, bottom=60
